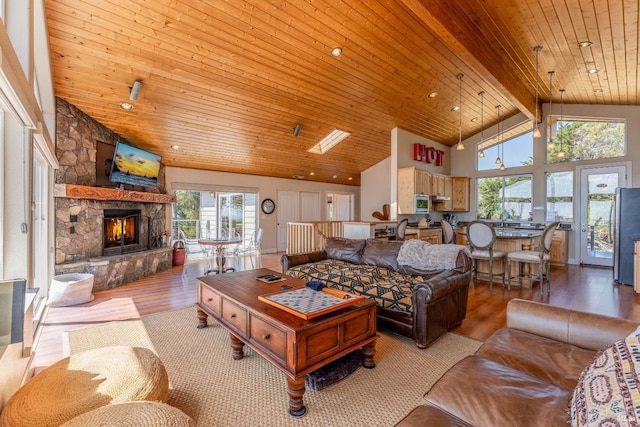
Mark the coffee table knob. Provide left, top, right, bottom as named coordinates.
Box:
left=230, top=313, right=236, bottom=318
left=263, top=333, right=270, bottom=340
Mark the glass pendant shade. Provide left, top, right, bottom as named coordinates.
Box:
left=495, top=156, right=501, bottom=164
left=499, top=163, right=506, bottom=171
left=479, top=149, right=485, bottom=158
left=533, top=127, right=542, bottom=138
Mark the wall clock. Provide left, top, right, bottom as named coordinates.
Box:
left=261, top=198, right=275, bottom=214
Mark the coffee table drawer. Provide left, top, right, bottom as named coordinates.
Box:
left=221, top=298, right=248, bottom=334
left=249, top=315, right=287, bottom=361
left=200, top=284, right=220, bottom=315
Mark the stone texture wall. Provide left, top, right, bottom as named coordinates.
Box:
left=54, top=98, right=172, bottom=290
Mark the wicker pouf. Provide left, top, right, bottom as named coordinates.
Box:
left=60, top=402, right=195, bottom=427
left=0, top=346, right=169, bottom=427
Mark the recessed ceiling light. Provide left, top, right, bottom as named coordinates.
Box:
left=587, top=68, right=599, bottom=74
left=577, top=40, right=593, bottom=48
left=348, top=177, right=353, bottom=180
left=119, top=102, right=134, bottom=111
left=309, top=172, right=315, bottom=176
left=428, top=92, right=438, bottom=98
left=330, top=47, right=343, bottom=57
left=470, top=117, right=478, bottom=122
left=594, top=88, right=604, bottom=93
left=332, top=175, right=337, bottom=179
left=451, top=106, right=460, bottom=112
left=171, top=145, right=180, bottom=150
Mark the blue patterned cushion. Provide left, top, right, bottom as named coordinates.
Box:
left=287, top=259, right=431, bottom=312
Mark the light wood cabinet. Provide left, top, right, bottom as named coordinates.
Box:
left=456, top=226, right=468, bottom=245
left=405, top=228, right=442, bottom=244
left=549, top=230, right=568, bottom=265
left=451, top=177, right=470, bottom=211
left=443, top=176, right=453, bottom=211
left=432, top=174, right=446, bottom=197
left=398, top=167, right=431, bottom=214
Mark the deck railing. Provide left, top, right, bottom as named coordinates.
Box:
left=287, top=221, right=344, bottom=254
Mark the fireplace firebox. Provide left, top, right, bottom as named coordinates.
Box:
left=103, top=209, right=149, bottom=256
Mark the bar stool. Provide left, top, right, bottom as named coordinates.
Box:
left=466, top=220, right=507, bottom=291
left=507, top=222, right=559, bottom=294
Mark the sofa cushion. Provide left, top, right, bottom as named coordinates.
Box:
left=286, top=259, right=417, bottom=312
left=477, top=328, right=596, bottom=390
left=394, top=403, right=472, bottom=427
left=324, top=237, right=366, bottom=264
left=360, top=239, right=404, bottom=271
left=424, top=355, right=572, bottom=426
left=570, top=334, right=640, bottom=426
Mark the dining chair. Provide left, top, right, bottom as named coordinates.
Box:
left=393, top=218, right=409, bottom=241
left=441, top=219, right=454, bottom=244
left=466, top=220, right=507, bottom=291
left=506, top=222, right=559, bottom=295
left=235, top=228, right=263, bottom=268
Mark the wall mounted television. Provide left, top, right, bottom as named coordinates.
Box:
left=109, top=142, right=161, bottom=189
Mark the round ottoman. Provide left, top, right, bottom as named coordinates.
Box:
left=0, top=346, right=169, bottom=427
left=60, top=402, right=194, bottom=427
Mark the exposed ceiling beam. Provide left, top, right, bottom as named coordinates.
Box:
left=401, top=0, right=541, bottom=123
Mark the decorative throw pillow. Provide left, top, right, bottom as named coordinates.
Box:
left=570, top=335, right=640, bottom=426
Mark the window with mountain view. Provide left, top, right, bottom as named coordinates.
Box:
left=547, top=118, right=625, bottom=163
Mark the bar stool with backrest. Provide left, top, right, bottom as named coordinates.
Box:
left=393, top=218, right=409, bottom=241
left=441, top=219, right=454, bottom=244
left=507, top=222, right=559, bottom=295
left=466, top=220, right=507, bottom=291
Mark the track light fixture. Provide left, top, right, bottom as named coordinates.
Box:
left=293, top=124, right=302, bottom=137
left=129, top=80, right=143, bottom=101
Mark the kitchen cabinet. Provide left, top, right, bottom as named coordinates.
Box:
left=432, top=174, right=446, bottom=197
left=451, top=177, right=470, bottom=211
left=456, top=226, right=468, bottom=245
left=397, top=167, right=431, bottom=214
left=405, top=228, right=442, bottom=244
left=549, top=230, right=568, bottom=265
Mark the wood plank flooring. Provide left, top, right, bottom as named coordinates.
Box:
left=33, top=253, right=640, bottom=372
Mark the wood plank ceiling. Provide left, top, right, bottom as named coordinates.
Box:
left=44, top=0, right=639, bottom=185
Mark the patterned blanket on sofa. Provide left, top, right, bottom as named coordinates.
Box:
left=286, top=259, right=434, bottom=312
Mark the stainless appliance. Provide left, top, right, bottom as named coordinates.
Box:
left=414, top=194, right=430, bottom=213
left=613, top=187, right=640, bottom=285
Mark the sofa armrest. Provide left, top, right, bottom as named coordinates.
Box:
left=507, top=299, right=638, bottom=351
left=280, top=251, right=328, bottom=273
left=412, top=270, right=471, bottom=301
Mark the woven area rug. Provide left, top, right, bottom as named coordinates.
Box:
left=66, top=307, right=481, bottom=426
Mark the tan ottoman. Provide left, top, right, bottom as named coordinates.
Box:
left=0, top=346, right=169, bottom=427
left=60, top=402, right=194, bottom=427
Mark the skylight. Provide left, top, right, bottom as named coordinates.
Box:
left=307, top=129, right=351, bottom=154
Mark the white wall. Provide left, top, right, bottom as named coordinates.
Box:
left=360, top=157, right=391, bottom=221
left=165, top=167, right=360, bottom=253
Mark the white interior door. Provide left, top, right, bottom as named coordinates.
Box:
left=277, top=191, right=300, bottom=251
left=300, top=192, right=321, bottom=221
left=332, top=193, right=354, bottom=220
left=579, top=164, right=627, bottom=266
left=32, top=146, right=50, bottom=317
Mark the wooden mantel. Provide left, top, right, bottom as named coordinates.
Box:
left=54, top=184, right=176, bottom=204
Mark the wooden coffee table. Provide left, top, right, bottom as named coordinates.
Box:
left=195, top=268, right=377, bottom=416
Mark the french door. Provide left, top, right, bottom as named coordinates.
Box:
left=578, top=164, right=628, bottom=266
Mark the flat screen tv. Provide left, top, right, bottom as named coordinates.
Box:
left=109, top=142, right=161, bottom=188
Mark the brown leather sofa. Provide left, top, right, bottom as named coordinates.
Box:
left=281, top=237, right=472, bottom=348
left=395, top=299, right=639, bottom=426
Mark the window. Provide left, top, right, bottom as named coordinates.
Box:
left=478, top=131, right=533, bottom=171
left=547, top=117, right=625, bottom=163
left=477, top=175, right=532, bottom=220
left=171, top=190, right=257, bottom=244
left=546, top=172, right=574, bottom=221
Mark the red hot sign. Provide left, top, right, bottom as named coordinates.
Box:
left=413, top=143, right=444, bottom=166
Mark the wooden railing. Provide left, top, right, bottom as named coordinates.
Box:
left=287, top=221, right=344, bottom=254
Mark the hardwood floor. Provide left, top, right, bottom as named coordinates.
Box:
left=33, top=253, right=640, bottom=372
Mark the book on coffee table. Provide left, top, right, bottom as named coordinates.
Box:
left=259, top=287, right=365, bottom=320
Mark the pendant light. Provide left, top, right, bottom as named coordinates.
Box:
left=499, top=112, right=506, bottom=171
left=495, top=104, right=502, bottom=165
left=557, top=88, right=566, bottom=159
left=456, top=73, right=465, bottom=150
left=532, top=46, right=543, bottom=138
left=547, top=71, right=556, bottom=149
left=478, top=91, right=485, bottom=158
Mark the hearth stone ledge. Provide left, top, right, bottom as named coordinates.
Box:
left=54, top=247, right=174, bottom=292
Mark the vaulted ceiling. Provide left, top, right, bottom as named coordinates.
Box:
left=44, top=0, right=639, bottom=185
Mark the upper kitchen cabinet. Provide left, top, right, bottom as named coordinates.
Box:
left=398, top=167, right=432, bottom=214
left=432, top=173, right=446, bottom=198
left=451, top=177, right=470, bottom=211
